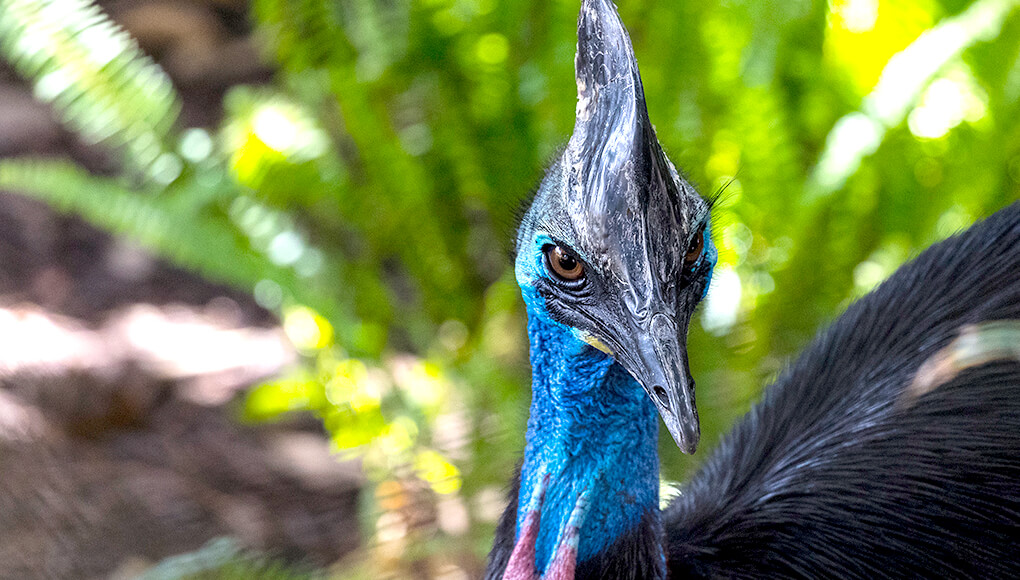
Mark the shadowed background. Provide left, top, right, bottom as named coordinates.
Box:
left=0, top=0, right=1017, bottom=578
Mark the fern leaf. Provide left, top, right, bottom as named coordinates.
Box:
left=253, top=0, right=353, bottom=71
left=0, top=159, right=351, bottom=336
left=0, top=0, right=181, bottom=178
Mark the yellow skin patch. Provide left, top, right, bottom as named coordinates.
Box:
left=579, top=331, right=614, bottom=355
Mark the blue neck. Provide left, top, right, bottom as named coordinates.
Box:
left=517, top=307, right=662, bottom=572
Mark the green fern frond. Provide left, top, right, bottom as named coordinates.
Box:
left=0, top=0, right=181, bottom=178
left=0, top=159, right=348, bottom=331
left=254, top=0, right=353, bottom=71
left=137, top=537, right=319, bottom=580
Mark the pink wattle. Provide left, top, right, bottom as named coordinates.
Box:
left=502, top=479, right=588, bottom=580
left=502, top=509, right=541, bottom=580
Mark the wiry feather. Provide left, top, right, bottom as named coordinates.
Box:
left=665, top=202, right=1020, bottom=578
left=489, top=203, right=1020, bottom=579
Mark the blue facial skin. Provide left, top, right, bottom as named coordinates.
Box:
left=701, top=228, right=718, bottom=301
left=514, top=240, right=663, bottom=574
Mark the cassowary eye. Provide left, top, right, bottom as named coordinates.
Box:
left=545, top=245, right=585, bottom=281
left=684, top=229, right=705, bottom=269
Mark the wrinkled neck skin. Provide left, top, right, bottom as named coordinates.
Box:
left=514, top=295, right=664, bottom=576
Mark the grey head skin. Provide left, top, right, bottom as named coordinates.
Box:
left=515, top=0, right=716, bottom=453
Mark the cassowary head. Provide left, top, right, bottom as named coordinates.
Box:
left=515, top=0, right=715, bottom=453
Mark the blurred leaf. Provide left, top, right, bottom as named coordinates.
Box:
left=0, top=159, right=346, bottom=331
left=139, top=537, right=317, bottom=580
left=0, top=0, right=181, bottom=177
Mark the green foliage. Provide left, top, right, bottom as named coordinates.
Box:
left=0, top=158, right=348, bottom=336
left=138, top=538, right=318, bottom=580
left=1, top=0, right=1019, bottom=575
left=0, top=0, right=180, bottom=177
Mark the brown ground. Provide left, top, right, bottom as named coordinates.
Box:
left=0, top=1, right=363, bottom=577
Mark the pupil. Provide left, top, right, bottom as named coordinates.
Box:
left=690, top=233, right=703, bottom=254
left=685, top=232, right=704, bottom=269
left=545, top=244, right=583, bottom=282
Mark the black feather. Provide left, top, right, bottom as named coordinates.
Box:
left=507, top=145, right=568, bottom=261
left=665, top=202, right=1020, bottom=578
left=488, top=203, right=1020, bottom=578
left=485, top=466, right=522, bottom=580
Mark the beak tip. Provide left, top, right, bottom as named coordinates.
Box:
left=668, top=422, right=700, bottom=455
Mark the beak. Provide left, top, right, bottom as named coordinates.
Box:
left=627, top=313, right=700, bottom=454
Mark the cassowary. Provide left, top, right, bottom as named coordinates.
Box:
left=484, top=1, right=1020, bottom=578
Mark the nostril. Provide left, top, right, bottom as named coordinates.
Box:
left=652, top=385, right=669, bottom=407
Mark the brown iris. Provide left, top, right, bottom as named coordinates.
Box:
left=545, top=245, right=585, bottom=281
left=684, top=229, right=704, bottom=269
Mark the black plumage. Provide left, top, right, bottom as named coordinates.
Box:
left=489, top=203, right=1020, bottom=578
left=662, top=203, right=1020, bottom=578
